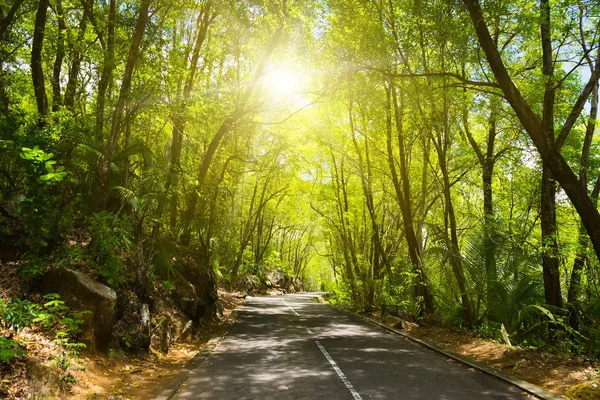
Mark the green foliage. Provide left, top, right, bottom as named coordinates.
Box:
left=488, top=276, right=543, bottom=333
left=516, top=304, right=585, bottom=350
left=33, top=294, right=88, bottom=367
left=19, top=258, right=46, bottom=281
left=2, top=0, right=600, bottom=361
left=475, top=323, right=503, bottom=342
left=88, top=211, right=132, bottom=287
left=19, top=146, right=67, bottom=184
left=326, top=283, right=354, bottom=310
left=16, top=146, right=67, bottom=254
left=0, top=297, right=39, bottom=332
left=161, top=280, right=176, bottom=293
left=0, top=336, right=24, bottom=364
left=0, top=294, right=87, bottom=368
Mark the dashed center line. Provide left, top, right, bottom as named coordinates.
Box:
left=316, top=341, right=363, bottom=400
left=283, top=297, right=363, bottom=399
left=282, top=298, right=300, bottom=317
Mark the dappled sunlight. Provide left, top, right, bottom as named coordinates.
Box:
left=173, top=294, right=528, bottom=399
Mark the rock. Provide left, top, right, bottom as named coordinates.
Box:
left=500, top=323, right=512, bottom=346
left=268, top=270, right=285, bottom=287
left=179, top=320, right=194, bottom=342
left=565, top=381, right=600, bottom=399
left=176, top=296, right=205, bottom=322
left=26, top=359, right=61, bottom=396
left=393, top=320, right=418, bottom=330
left=159, top=318, right=170, bottom=354
left=138, top=303, right=151, bottom=350
left=140, top=304, right=150, bottom=328
left=41, top=267, right=117, bottom=350
left=420, top=313, right=443, bottom=327
left=215, top=300, right=224, bottom=318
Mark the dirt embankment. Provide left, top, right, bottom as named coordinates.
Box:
left=1, top=288, right=244, bottom=400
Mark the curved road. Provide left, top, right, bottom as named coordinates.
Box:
left=171, top=293, right=531, bottom=399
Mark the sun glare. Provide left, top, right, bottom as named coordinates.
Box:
left=263, top=67, right=301, bottom=98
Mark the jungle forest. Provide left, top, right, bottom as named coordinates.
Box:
left=2, top=0, right=600, bottom=397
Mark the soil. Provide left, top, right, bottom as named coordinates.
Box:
left=367, top=312, right=600, bottom=399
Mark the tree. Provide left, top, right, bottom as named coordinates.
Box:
left=464, top=0, right=600, bottom=272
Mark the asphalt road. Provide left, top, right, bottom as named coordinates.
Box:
left=171, top=293, right=530, bottom=400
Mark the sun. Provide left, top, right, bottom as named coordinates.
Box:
left=263, top=67, right=301, bottom=98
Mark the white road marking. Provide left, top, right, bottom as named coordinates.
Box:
left=282, top=298, right=300, bottom=317
left=316, top=341, right=363, bottom=400
left=283, top=298, right=314, bottom=335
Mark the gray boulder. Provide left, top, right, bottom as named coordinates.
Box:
left=41, top=267, right=117, bottom=350
left=26, top=360, right=61, bottom=397
left=176, top=296, right=205, bottom=322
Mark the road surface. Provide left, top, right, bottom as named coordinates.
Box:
left=171, top=293, right=530, bottom=399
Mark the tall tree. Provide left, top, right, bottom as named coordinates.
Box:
left=96, top=0, right=151, bottom=209
left=31, top=0, right=50, bottom=117
left=464, top=0, right=600, bottom=272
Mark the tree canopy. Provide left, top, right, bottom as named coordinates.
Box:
left=2, top=0, right=600, bottom=352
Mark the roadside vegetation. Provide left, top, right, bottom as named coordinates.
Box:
left=2, top=0, right=600, bottom=398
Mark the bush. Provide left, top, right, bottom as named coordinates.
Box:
left=18, top=146, right=67, bottom=255
left=88, top=211, right=132, bottom=287
left=0, top=297, right=40, bottom=332
left=0, top=294, right=88, bottom=367
left=0, top=336, right=24, bottom=364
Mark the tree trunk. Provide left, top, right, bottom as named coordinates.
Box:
left=169, top=3, right=215, bottom=230
left=386, top=84, right=435, bottom=315
left=0, top=0, right=26, bottom=112
left=31, top=0, right=50, bottom=117
left=64, top=12, right=87, bottom=110
left=439, top=149, right=474, bottom=329
left=94, top=0, right=116, bottom=140
left=464, top=99, right=499, bottom=316
left=97, top=0, right=151, bottom=209
left=540, top=164, right=563, bottom=308
left=0, top=0, right=24, bottom=40
left=464, top=0, right=600, bottom=266
left=568, top=77, right=599, bottom=328
left=180, top=27, right=282, bottom=244
left=51, top=0, right=66, bottom=111
left=538, top=0, right=563, bottom=309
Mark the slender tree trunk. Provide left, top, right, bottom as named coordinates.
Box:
left=96, top=0, right=151, bottom=209
left=94, top=0, right=116, bottom=140
left=0, top=0, right=24, bottom=40
left=482, top=107, right=497, bottom=287
left=386, top=84, right=434, bottom=314
left=31, top=0, right=50, bottom=117
left=350, top=107, right=386, bottom=311
left=438, top=148, right=474, bottom=328
left=539, top=0, right=563, bottom=309
left=432, top=80, right=474, bottom=328
left=181, top=28, right=282, bottom=244
left=64, top=13, right=87, bottom=110
left=51, top=0, right=66, bottom=112
left=464, top=99, right=499, bottom=315
left=568, top=78, right=599, bottom=328
left=169, top=3, right=216, bottom=230
left=0, top=0, right=25, bottom=111
left=540, top=164, right=563, bottom=307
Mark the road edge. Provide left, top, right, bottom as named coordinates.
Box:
left=152, top=305, right=243, bottom=400
left=351, top=312, right=565, bottom=400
